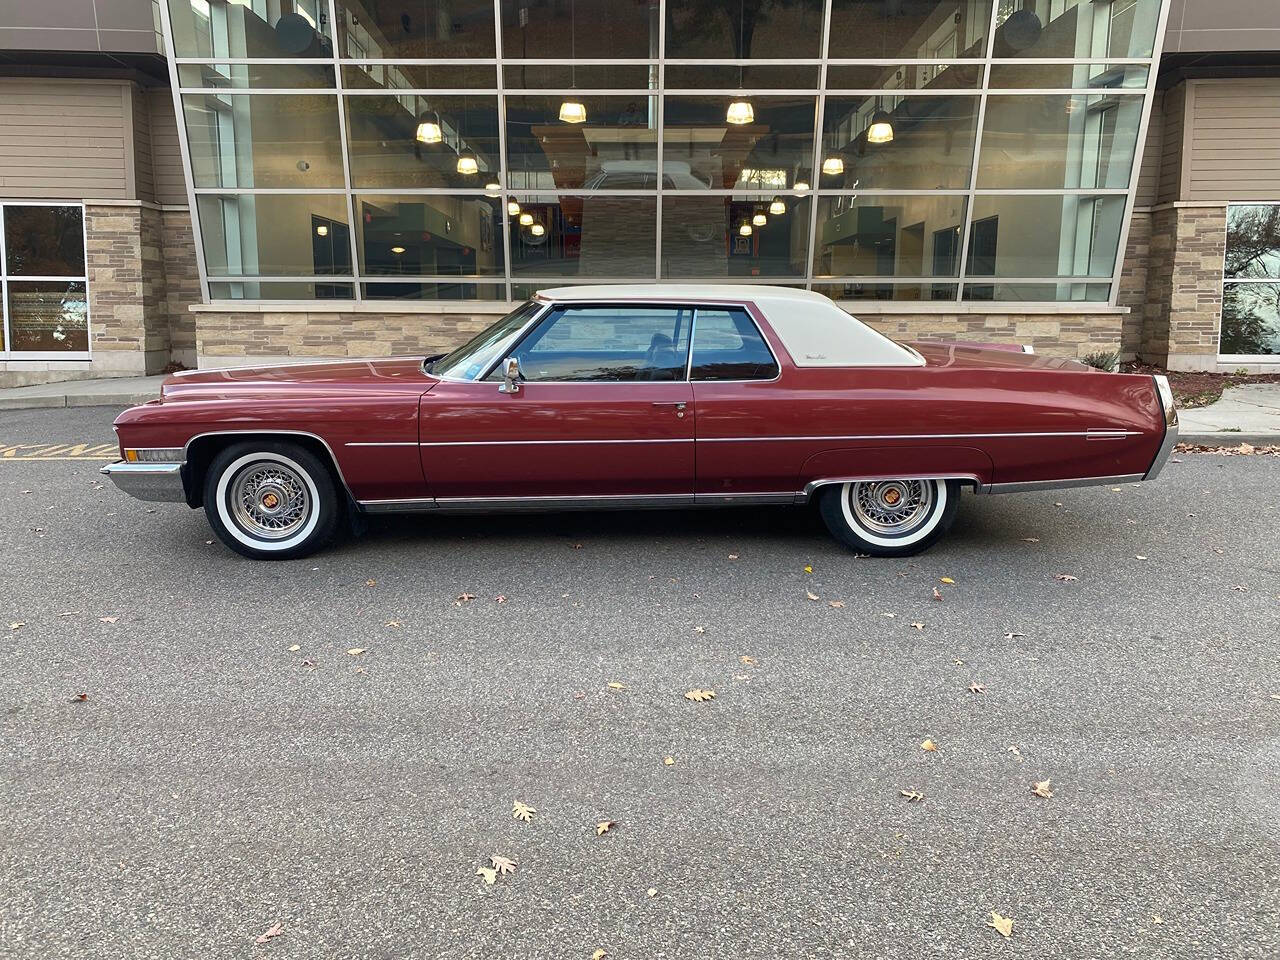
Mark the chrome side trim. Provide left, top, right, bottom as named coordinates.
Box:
left=419, top=438, right=694, bottom=447
left=345, top=441, right=419, bottom=447
left=981, top=473, right=1144, bottom=495
left=1085, top=429, right=1131, bottom=440
left=360, top=493, right=698, bottom=514
left=799, top=474, right=983, bottom=502
left=99, top=461, right=186, bottom=503
left=1144, top=375, right=1180, bottom=480
left=698, top=430, right=1141, bottom=443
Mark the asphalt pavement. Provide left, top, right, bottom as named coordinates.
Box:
left=1, top=406, right=1278, bottom=959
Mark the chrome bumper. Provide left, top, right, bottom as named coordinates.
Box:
left=99, top=461, right=187, bottom=503
left=1144, top=375, right=1180, bottom=480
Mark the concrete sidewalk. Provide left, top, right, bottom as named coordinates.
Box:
left=2, top=373, right=1279, bottom=445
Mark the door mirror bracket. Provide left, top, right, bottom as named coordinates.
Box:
left=498, top=356, right=521, bottom=394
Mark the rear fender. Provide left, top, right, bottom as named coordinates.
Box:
left=796, top=445, right=995, bottom=500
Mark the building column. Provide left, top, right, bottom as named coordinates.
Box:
left=1142, top=204, right=1227, bottom=371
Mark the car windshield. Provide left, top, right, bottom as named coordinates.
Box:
left=428, top=300, right=543, bottom=380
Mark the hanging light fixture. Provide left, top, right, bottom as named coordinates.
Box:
left=415, top=110, right=443, bottom=144
left=752, top=209, right=767, bottom=227
left=768, top=196, right=785, bottom=216
left=738, top=220, right=753, bottom=237
left=519, top=211, right=534, bottom=226
left=559, top=0, right=587, bottom=124
left=456, top=147, right=479, bottom=175
left=530, top=222, right=546, bottom=237
left=485, top=180, right=501, bottom=195
left=559, top=99, right=587, bottom=124
left=315, top=224, right=328, bottom=237
left=822, top=154, right=845, bottom=175
left=867, top=100, right=894, bottom=144
left=793, top=175, right=810, bottom=193
left=390, top=245, right=406, bottom=254
left=726, top=0, right=752, bottom=125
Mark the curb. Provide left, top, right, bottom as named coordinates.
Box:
left=0, top=394, right=155, bottom=411
left=1178, top=432, right=1279, bottom=447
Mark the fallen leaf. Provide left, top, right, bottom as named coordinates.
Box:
left=806, top=590, right=820, bottom=601
left=663, top=756, right=675, bottom=765
left=476, top=866, right=497, bottom=885
left=491, top=854, right=517, bottom=875
left=592, top=951, right=608, bottom=960
left=254, top=922, right=284, bottom=945
left=346, top=648, right=365, bottom=656
left=693, top=625, right=706, bottom=634
left=495, top=595, right=507, bottom=603
left=455, top=593, right=476, bottom=605
left=882, top=612, right=896, bottom=619
left=740, top=655, right=756, bottom=666
left=57, top=611, right=79, bottom=617
left=1240, top=442, right=1255, bottom=455
left=513, top=800, right=536, bottom=822
left=910, top=622, right=925, bottom=631
left=932, top=587, right=943, bottom=601
left=1008, top=745, right=1022, bottom=758
left=596, top=820, right=617, bottom=836
left=365, top=579, right=377, bottom=587
left=1135, top=555, right=1148, bottom=561
left=684, top=688, right=716, bottom=702
left=8, top=622, right=23, bottom=631
left=940, top=577, right=955, bottom=584
left=987, top=911, right=1014, bottom=938
left=288, top=644, right=300, bottom=652
left=1232, top=584, right=1248, bottom=592
left=803, top=564, right=813, bottom=574
left=920, top=739, right=937, bottom=752
left=968, top=682, right=986, bottom=694
left=98, top=616, right=119, bottom=624
left=728, top=553, right=739, bottom=560
left=383, top=619, right=402, bottom=628
left=828, top=600, right=845, bottom=608
left=1020, top=537, right=1041, bottom=543
left=1032, top=778, right=1054, bottom=799
left=1055, top=574, right=1078, bottom=582
left=647, top=888, right=657, bottom=897
left=1004, top=631, right=1026, bottom=640
left=573, top=543, right=583, bottom=549
left=301, top=658, right=316, bottom=667
left=607, top=681, right=626, bottom=690
left=1152, top=915, right=1163, bottom=924
left=900, top=790, right=925, bottom=803
left=70, top=693, right=89, bottom=703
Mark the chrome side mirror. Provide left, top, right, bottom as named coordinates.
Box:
left=499, top=356, right=521, bottom=394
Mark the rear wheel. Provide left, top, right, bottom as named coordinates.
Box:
left=817, top=478, right=959, bottom=557
left=203, top=441, right=341, bottom=560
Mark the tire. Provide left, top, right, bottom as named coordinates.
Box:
left=817, top=478, right=960, bottom=558
left=203, top=441, right=342, bottom=560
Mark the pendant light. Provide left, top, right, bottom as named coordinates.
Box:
left=726, top=0, right=753, bottom=125
left=822, top=154, right=845, bottom=176
left=519, top=211, right=534, bottom=226
left=390, top=245, right=406, bottom=255
left=456, top=148, right=479, bottom=175
left=530, top=222, right=546, bottom=237
left=485, top=180, right=501, bottom=195
left=738, top=220, right=753, bottom=237
left=768, top=196, right=785, bottom=216
left=507, top=199, right=521, bottom=216
left=752, top=209, right=767, bottom=227
left=315, top=224, right=329, bottom=237
left=867, top=98, right=894, bottom=144
left=415, top=110, right=443, bottom=144
left=558, top=0, right=587, bottom=124
left=793, top=174, right=810, bottom=193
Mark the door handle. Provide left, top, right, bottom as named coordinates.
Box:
left=651, top=401, right=687, bottom=409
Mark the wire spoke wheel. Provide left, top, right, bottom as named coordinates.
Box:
left=849, top=480, right=934, bottom=537
left=228, top=461, right=312, bottom=540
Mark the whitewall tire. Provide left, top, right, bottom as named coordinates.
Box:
left=817, top=478, right=960, bottom=557
left=203, top=441, right=341, bottom=560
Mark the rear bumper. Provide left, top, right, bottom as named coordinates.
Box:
left=1143, top=374, right=1179, bottom=480
left=99, top=461, right=187, bottom=503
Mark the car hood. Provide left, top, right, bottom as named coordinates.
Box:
left=908, top=341, right=1094, bottom=372
left=159, top=358, right=432, bottom=401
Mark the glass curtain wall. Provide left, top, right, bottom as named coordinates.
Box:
left=163, top=0, right=1166, bottom=304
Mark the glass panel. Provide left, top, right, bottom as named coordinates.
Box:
left=664, top=64, right=819, bottom=90
left=363, top=281, right=507, bottom=300
left=355, top=195, right=504, bottom=276
left=500, top=0, right=657, bottom=60
left=495, top=305, right=693, bottom=382
left=812, top=282, right=959, bottom=301
left=825, top=63, right=982, bottom=91
left=503, top=65, right=655, bottom=89
left=3, top=206, right=85, bottom=276
left=820, top=95, right=978, bottom=190
left=993, top=0, right=1160, bottom=58
left=334, top=0, right=496, bottom=58
left=166, top=0, right=332, bottom=59
left=663, top=96, right=815, bottom=191
left=196, top=194, right=351, bottom=277
left=667, top=0, right=825, bottom=59
left=342, top=64, right=496, bottom=90
left=964, top=195, right=1127, bottom=279
left=506, top=96, right=658, bottom=191
left=987, top=63, right=1150, bottom=90
left=976, top=94, right=1144, bottom=190
left=509, top=195, right=656, bottom=278
left=1220, top=283, right=1280, bottom=356
left=690, top=307, right=779, bottom=380
left=961, top=281, right=1110, bottom=301
left=6, top=281, right=88, bottom=352
left=431, top=299, right=542, bottom=380
left=1224, top=205, right=1280, bottom=280
left=209, top=281, right=355, bottom=299
left=345, top=95, right=499, bottom=188
left=813, top=195, right=968, bottom=279
left=182, top=94, right=344, bottom=189
left=661, top=196, right=810, bottom=279
left=828, top=0, right=993, bottom=59
left=177, top=63, right=337, bottom=89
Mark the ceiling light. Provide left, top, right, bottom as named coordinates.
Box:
left=315, top=224, right=328, bottom=237
left=484, top=180, right=501, bottom=195
left=507, top=200, right=521, bottom=216
left=530, top=222, right=545, bottom=237
left=558, top=99, right=587, bottom=124
left=867, top=109, right=894, bottom=144
left=822, top=155, right=845, bottom=175
left=738, top=221, right=752, bottom=237
left=415, top=111, right=443, bottom=144
left=726, top=99, right=754, bottom=125
left=793, top=178, right=810, bottom=193
left=752, top=210, right=767, bottom=227
left=456, top=148, right=479, bottom=175
left=519, top=211, right=534, bottom=226
left=390, top=245, right=406, bottom=254
left=768, top=197, right=785, bottom=216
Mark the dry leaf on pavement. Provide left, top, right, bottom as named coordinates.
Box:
left=920, top=739, right=937, bottom=752
left=383, top=619, right=402, bottom=628
left=8, top=623, right=22, bottom=631
left=740, top=655, right=756, bottom=666
left=596, top=820, right=617, bottom=836
left=592, top=951, right=608, bottom=960
left=693, top=625, right=706, bottom=634
left=1020, top=537, right=1040, bottom=543
left=684, top=688, right=716, bottom=702
left=647, top=888, right=657, bottom=897
left=1055, top=574, right=1078, bottom=582
left=491, top=855, right=517, bottom=875
left=900, top=790, right=925, bottom=803
left=728, top=553, right=738, bottom=560
left=1032, top=778, right=1054, bottom=799
left=455, top=593, right=476, bottom=605
left=346, top=648, right=365, bottom=656
left=254, top=922, right=284, bottom=945
left=607, top=681, right=626, bottom=690
left=98, top=616, right=119, bottom=624
left=910, top=622, right=925, bottom=631
left=365, top=579, right=376, bottom=587
left=1008, top=745, right=1022, bottom=758
left=495, top=595, right=507, bottom=603
left=513, top=800, right=536, bottom=822
left=288, top=644, right=300, bottom=652
left=940, top=577, right=955, bottom=584
left=1004, top=632, right=1025, bottom=640
left=828, top=600, right=845, bottom=608
left=70, top=693, right=88, bottom=703
left=968, top=682, right=986, bottom=694
left=806, top=590, right=820, bottom=601
left=663, top=756, right=675, bottom=765
left=932, top=587, right=943, bottom=601
left=476, top=866, right=497, bottom=885
left=987, top=911, right=1014, bottom=938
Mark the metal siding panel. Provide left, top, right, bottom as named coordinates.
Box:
left=147, top=88, right=188, bottom=206
left=1185, top=79, right=1280, bottom=202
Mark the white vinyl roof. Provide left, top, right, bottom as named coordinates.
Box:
left=535, top=284, right=922, bottom=367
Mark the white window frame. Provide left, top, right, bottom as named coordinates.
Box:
left=0, top=201, right=92, bottom=361
left=1219, top=200, right=1280, bottom=363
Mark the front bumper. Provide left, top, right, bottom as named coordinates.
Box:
left=100, top=461, right=187, bottom=503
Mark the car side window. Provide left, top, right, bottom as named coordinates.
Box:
left=492, top=305, right=692, bottom=382
left=690, top=308, right=779, bottom=380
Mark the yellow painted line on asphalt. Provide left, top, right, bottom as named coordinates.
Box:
left=0, top=442, right=118, bottom=460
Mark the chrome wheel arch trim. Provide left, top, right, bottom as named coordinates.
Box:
left=180, top=429, right=357, bottom=503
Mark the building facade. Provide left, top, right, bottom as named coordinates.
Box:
left=0, top=0, right=1277, bottom=385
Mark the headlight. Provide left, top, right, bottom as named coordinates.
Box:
left=124, top=448, right=184, bottom=463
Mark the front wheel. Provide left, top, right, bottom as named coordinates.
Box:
left=203, top=441, right=342, bottom=560
left=817, top=478, right=960, bottom=557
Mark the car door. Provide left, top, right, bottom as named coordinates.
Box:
left=420, top=303, right=696, bottom=503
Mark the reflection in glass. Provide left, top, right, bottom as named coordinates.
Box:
left=825, top=63, right=982, bottom=91
left=811, top=282, right=959, bottom=302
left=663, top=96, right=815, bottom=191
left=182, top=94, right=344, bottom=189
left=356, top=195, right=504, bottom=276
left=665, top=64, right=819, bottom=90
left=209, top=281, right=356, bottom=300
left=7, top=281, right=88, bottom=352
left=1221, top=283, right=1280, bottom=356
left=509, top=196, right=656, bottom=278
left=364, top=282, right=507, bottom=300
left=334, top=0, right=496, bottom=59
left=506, top=97, right=659, bottom=191
left=1225, top=205, right=1280, bottom=279
left=821, top=96, right=978, bottom=190
left=167, top=0, right=332, bottom=59
left=177, top=63, right=337, bottom=89
left=342, top=64, right=496, bottom=90
left=197, top=194, right=351, bottom=277
left=977, top=95, right=1143, bottom=190
left=962, top=282, right=1110, bottom=301
left=992, top=0, right=1160, bottom=58
left=813, top=195, right=968, bottom=281
left=504, top=65, right=654, bottom=90
left=987, top=63, right=1150, bottom=90
left=964, top=195, right=1127, bottom=279
left=3, top=206, right=85, bottom=276
left=828, top=0, right=992, bottom=59
left=661, top=196, right=810, bottom=279
left=346, top=95, right=499, bottom=188
left=667, top=0, right=825, bottom=59
left=500, top=0, right=657, bottom=60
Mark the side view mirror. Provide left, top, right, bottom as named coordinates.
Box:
left=499, top=356, right=521, bottom=394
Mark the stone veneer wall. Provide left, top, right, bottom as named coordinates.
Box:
left=1142, top=205, right=1227, bottom=371
left=1117, top=211, right=1152, bottom=360
left=161, top=209, right=201, bottom=368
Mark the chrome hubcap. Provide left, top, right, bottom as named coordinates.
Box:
left=850, top=480, right=934, bottom=536
left=229, top=462, right=310, bottom=540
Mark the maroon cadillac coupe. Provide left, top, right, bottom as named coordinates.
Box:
left=103, top=285, right=1178, bottom=560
